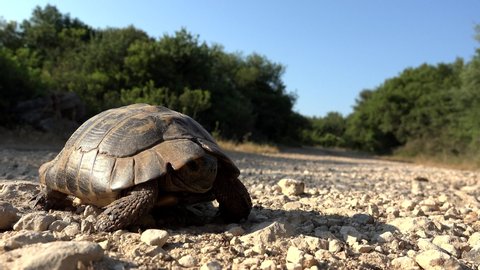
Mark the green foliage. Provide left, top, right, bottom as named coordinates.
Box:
left=0, top=5, right=304, bottom=144
left=303, top=112, right=346, bottom=147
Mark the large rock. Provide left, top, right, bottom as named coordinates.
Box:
left=0, top=181, right=38, bottom=206
left=13, top=92, right=85, bottom=137
left=140, top=229, right=169, bottom=247
left=277, top=179, right=305, bottom=196
left=240, top=221, right=294, bottom=245
left=3, top=231, right=55, bottom=250
left=0, top=241, right=103, bottom=270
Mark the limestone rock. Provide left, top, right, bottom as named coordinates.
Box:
left=415, top=250, right=462, bottom=270
left=3, top=231, right=55, bottom=250
left=200, top=260, right=223, bottom=270
left=391, top=256, right=420, bottom=269
left=240, top=221, right=294, bottom=245
left=0, top=241, right=103, bottom=270
left=375, top=231, right=394, bottom=243
left=463, top=245, right=480, bottom=264
left=178, top=254, right=197, bottom=267
left=0, top=201, right=19, bottom=230
left=260, top=260, right=276, bottom=270
left=13, top=212, right=56, bottom=231
left=277, top=178, right=305, bottom=196
left=286, top=246, right=304, bottom=265
left=468, top=232, right=480, bottom=247
left=140, top=229, right=169, bottom=247
left=387, top=217, right=429, bottom=234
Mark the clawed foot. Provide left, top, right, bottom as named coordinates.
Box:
left=30, top=192, right=47, bottom=210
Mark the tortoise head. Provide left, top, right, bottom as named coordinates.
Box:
left=166, top=153, right=218, bottom=193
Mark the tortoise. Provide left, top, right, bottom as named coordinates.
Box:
left=36, top=103, right=252, bottom=231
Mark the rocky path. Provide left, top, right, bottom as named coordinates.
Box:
left=1, top=145, right=480, bottom=269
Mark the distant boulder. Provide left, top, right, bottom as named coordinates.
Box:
left=13, top=92, right=85, bottom=137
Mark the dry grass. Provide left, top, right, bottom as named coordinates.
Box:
left=383, top=153, right=480, bottom=171
left=217, top=140, right=279, bottom=154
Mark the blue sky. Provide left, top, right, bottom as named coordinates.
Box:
left=1, top=1, right=479, bottom=117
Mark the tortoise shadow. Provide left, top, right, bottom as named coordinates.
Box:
left=147, top=202, right=400, bottom=245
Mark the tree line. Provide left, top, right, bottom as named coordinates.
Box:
left=0, top=5, right=306, bottom=143
left=303, top=28, right=480, bottom=163
left=1, top=5, right=480, bottom=163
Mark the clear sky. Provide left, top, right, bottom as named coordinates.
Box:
left=1, top=1, right=479, bottom=117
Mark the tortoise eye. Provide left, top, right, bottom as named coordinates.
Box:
left=187, top=160, right=199, bottom=171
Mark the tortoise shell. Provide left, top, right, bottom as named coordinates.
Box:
left=39, top=104, right=238, bottom=207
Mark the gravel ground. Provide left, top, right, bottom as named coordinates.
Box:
left=1, top=141, right=480, bottom=269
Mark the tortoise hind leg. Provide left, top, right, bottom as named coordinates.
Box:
left=213, top=174, right=252, bottom=222
left=95, top=180, right=158, bottom=232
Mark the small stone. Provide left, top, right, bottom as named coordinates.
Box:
left=304, top=235, right=328, bottom=251
left=329, top=239, right=343, bottom=253
left=464, top=211, right=479, bottom=224
left=468, top=232, right=480, bottom=247
left=437, top=194, right=449, bottom=203
left=352, top=213, right=374, bottom=224
left=0, top=201, right=19, bottom=230
left=284, top=201, right=303, bottom=210
left=303, top=254, right=317, bottom=268
left=260, top=260, right=276, bottom=270
left=83, top=205, right=101, bottom=217
left=179, top=254, right=197, bottom=267
left=252, top=243, right=266, bottom=255
left=277, top=178, right=305, bottom=196
left=375, top=231, right=394, bottom=243
left=386, top=207, right=400, bottom=218
left=355, top=244, right=374, bottom=253
left=13, top=212, right=56, bottom=231
left=140, top=229, right=169, bottom=247
left=420, top=198, right=439, bottom=212
left=286, top=246, right=304, bottom=265
left=432, top=235, right=459, bottom=257
left=80, top=219, right=95, bottom=234
left=63, top=223, right=81, bottom=237
left=340, top=226, right=362, bottom=242
left=367, top=204, right=380, bottom=216
left=240, top=221, right=294, bottom=245
left=242, top=258, right=260, bottom=267
left=401, top=200, right=416, bottom=211
left=417, top=238, right=441, bottom=251
left=286, top=262, right=302, bottom=270
left=227, top=225, right=245, bottom=236
left=48, top=220, right=69, bottom=232
left=415, top=250, right=462, bottom=270
left=387, top=217, right=429, bottom=234
left=200, top=260, right=223, bottom=270
left=416, top=230, right=429, bottom=238
left=411, top=208, right=425, bottom=217
left=463, top=245, right=480, bottom=264
left=391, top=256, right=420, bottom=269
left=98, top=240, right=110, bottom=250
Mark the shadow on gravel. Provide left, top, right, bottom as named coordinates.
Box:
left=249, top=205, right=399, bottom=239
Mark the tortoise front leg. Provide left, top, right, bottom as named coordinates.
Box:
left=213, top=173, right=252, bottom=222
left=95, top=181, right=158, bottom=232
